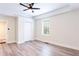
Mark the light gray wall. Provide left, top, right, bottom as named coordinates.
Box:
left=35, top=9, right=79, bottom=50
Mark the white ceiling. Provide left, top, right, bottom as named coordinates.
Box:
left=0, top=3, right=79, bottom=17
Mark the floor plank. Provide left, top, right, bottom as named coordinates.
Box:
left=0, top=40, right=79, bottom=56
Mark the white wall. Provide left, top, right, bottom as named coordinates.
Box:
left=7, top=17, right=16, bottom=43
left=0, top=15, right=16, bottom=43
left=17, top=16, right=34, bottom=43
left=35, top=9, right=79, bottom=50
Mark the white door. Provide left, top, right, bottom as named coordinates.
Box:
left=23, top=22, right=33, bottom=42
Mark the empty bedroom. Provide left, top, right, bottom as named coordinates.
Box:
left=0, top=3, right=79, bottom=56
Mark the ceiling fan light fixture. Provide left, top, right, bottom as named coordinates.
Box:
left=20, top=3, right=40, bottom=13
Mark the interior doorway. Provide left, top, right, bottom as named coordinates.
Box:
left=0, top=22, right=7, bottom=44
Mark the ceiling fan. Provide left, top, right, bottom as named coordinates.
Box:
left=20, top=3, right=40, bottom=13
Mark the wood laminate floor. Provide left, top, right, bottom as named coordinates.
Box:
left=0, top=40, right=79, bottom=56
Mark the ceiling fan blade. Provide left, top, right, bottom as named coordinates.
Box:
left=31, top=3, right=34, bottom=6
left=32, top=8, right=40, bottom=10
left=29, top=3, right=34, bottom=7
left=20, top=3, right=29, bottom=8
left=23, top=9, right=29, bottom=11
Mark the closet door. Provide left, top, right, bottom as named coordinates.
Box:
left=23, top=22, right=33, bottom=41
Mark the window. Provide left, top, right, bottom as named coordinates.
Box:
left=42, top=20, right=50, bottom=35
